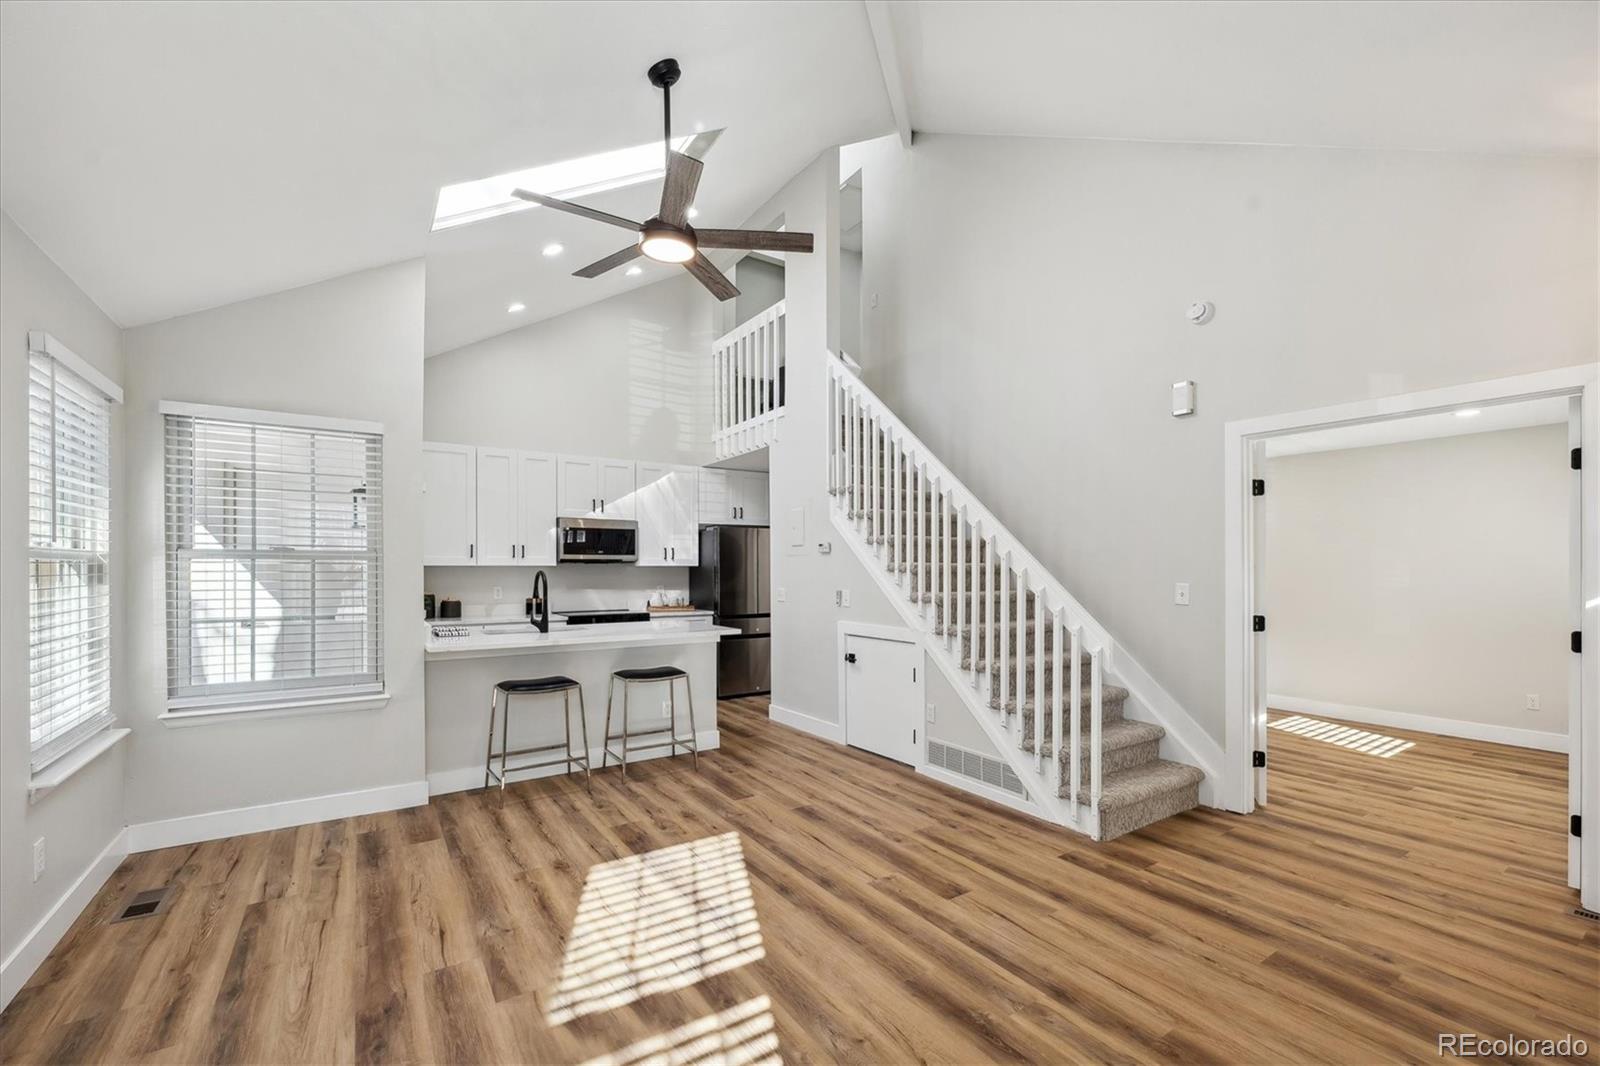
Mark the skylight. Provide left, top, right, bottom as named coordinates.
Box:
left=432, top=130, right=721, bottom=232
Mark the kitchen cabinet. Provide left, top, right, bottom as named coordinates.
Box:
left=424, top=443, right=557, bottom=566
left=637, top=463, right=699, bottom=566
left=423, top=442, right=477, bottom=565
left=699, top=468, right=768, bottom=525
left=558, top=455, right=637, bottom=519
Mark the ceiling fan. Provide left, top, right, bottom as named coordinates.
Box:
left=512, top=58, right=813, bottom=301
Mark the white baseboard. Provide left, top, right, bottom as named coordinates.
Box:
left=428, top=729, right=722, bottom=796
left=1268, top=695, right=1568, bottom=753
left=1, top=827, right=129, bottom=1011
left=768, top=703, right=845, bottom=744
left=126, top=780, right=429, bottom=852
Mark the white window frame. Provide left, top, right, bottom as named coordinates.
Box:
left=160, top=400, right=386, bottom=719
left=27, top=331, right=123, bottom=776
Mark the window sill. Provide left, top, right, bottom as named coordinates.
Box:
left=159, top=691, right=390, bottom=728
left=29, top=727, right=131, bottom=803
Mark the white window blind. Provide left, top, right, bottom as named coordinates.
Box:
left=164, top=409, right=384, bottom=710
left=29, top=351, right=114, bottom=770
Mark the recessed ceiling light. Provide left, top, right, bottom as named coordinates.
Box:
left=542, top=242, right=564, bottom=257
left=625, top=265, right=643, bottom=276
left=687, top=207, right=699, bottom=220
left=507, top=302, right=526, bottom=314
left=1454, top=408, right=1482, bottom=418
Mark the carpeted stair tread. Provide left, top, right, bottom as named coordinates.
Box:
left=1020, top=717, right=1164, bottom=759
left=1074, top=759, right=1204, bottom=810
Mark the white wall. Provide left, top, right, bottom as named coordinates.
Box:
left=121, top=260, right=427, bottom=826
left=846, top=133, right=1596, bottom=745
left=1266, top=425, right=1570, bottom=744
left=426, top=274, right=717, bottom=465
left=0, top=212, right=128, bottom=990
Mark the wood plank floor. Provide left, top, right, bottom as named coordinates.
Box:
left=3, top=699, right=1596, bottom=1064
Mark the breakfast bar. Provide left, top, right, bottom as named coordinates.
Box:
left=423, top=614, right=735, bottom=794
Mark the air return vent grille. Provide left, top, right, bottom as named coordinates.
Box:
left=927, top=739, right=1025, bottom=797
left=112, top=886, right=174, bottom=923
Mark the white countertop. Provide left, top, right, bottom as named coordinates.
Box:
left=424, top=617, right=736, bottom=660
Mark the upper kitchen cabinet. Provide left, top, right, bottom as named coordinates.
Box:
left=698, top=468, right=768, bottom=525
left=558, top=455, right=637, bottom=519
left=516, top=451, right=559, bottom=564
left=637, top=463, right=699, bottom=566
left=422, top=442, right=477, bottom=565
left=474, top=448, right=519, bottom=567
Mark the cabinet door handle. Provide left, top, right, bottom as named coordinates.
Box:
left=663, top=547, right=668, bottom=560
left=601, top=499, right=606, bottom=512
left=591, top=497, right=596, bottom=511
left=671, top=546, right=676, bottom=560
left=469, top=543, right=475, bottom=559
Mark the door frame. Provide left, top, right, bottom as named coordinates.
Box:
left=838, top=621, right=925, bottom=767
left=1222, top=363, right=1599, bottom=910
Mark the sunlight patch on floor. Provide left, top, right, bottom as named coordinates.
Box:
left=581, top=995, right=779, bottom=1066
left=1269, top=715, right=1416, bottom=758
left=548, top=832, right=765, bottom=1025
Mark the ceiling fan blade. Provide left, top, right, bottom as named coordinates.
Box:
left=658, top=151, right=704, bottom=227
left=684, top=253, right=739, bottom=301
left=694, top=229, right=815, bottom=253
left=572, top=244, right=644, bottom=279
left=511, top=188, right=641, bottom=231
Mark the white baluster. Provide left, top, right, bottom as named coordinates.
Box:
left=1033, top=586, right=1044, bottom=771
left=1069, top=625, right=1083, bottom=815
left=1017, top=571, right=1028, bottom=733
left=1051, top=608, right=1064, bottom=798
left=1090, top=647, right=1104, bottom=811
left=910, top=462, right=920, bottom=604
left=999, top=555, right=1010, bottom=717
left=887, top=432, right=897, bottom=570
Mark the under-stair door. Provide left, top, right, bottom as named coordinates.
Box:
left=844, top=633, right=922, bottom=766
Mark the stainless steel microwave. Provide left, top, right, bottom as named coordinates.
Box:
left=556, top=516, right=638, bottom=562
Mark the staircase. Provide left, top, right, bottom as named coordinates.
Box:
left=826, top=352, right=1206, bottom=840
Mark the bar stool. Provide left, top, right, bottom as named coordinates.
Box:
left=484, top=675, right=592, bottom=793
left=601, top=666, right=699, bottom=781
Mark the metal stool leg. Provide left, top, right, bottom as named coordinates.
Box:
left=668, top=677, right=679, bottom=758
left=576, top=685, right=592, bottom=793
left=601, top=675, right=615, bottom=771
left=619, top=679, right=631, bottom=782
left=484, top=687, right=499, bottom=789
left=499, top=690, right=511, bottom=791
left=562, top=689, right=573, bottom=779
left=684, top=674, right=699, bottom=770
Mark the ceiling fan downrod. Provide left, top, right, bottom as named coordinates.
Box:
left=647, top=58, right=681, bottom=166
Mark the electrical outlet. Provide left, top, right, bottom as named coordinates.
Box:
left=33, top=837, right=45, bottom=882
left=927, top=703, right=937, bottom=723
left=1526, top=694, right=1541, bottom=711
left=1174, top=582, right=1191, bottom=606
left=492, top=586, right=503, bottom=601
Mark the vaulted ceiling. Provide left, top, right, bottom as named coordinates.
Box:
left=3, top=1, right=1592, bottom=357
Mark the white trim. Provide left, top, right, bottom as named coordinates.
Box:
left=160, top=690, right=390, bottom=726
left=1, top=828, right=129, bottom=1010
left=426, top=729, right=722, bottom=796
left=918, top=763, right=1040, bottom=817
left=767, top=703, right=846, bottom=744
left=1269, top=695, right=1568, bottom=753
left=1108, top=647, right=1224, bottom=809
left=27, top=330, right=123, bottom=403
left=158, top=399, right=383, bottom=436
left=126, top=780, right=428, bottom=852
left=28, top=728, right=130, bottom=801
left=1223, top=362, right=1598, bottom=913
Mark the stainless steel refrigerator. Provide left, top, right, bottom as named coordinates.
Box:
left=690, top=526, right=771, bottom=697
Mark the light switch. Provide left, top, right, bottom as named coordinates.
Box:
left=840, top=588, right=852, bottom=608
left=1174, top=582, right=1191, bottom=606
left=776, top=587, right=787, bottom=603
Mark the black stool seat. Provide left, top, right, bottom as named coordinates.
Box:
left=612, top=665, right=688, bottom=681
left=495, top=675, right=579, bottom=693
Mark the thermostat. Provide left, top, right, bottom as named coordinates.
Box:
left=1172, top=381, right=1196, bottom=417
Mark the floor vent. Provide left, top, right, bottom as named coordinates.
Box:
left=112, top=886, right=174, bottom=923
left=1575, top=906, right=1600, bottom=923
left=927, top=739, right=1026, bottom=797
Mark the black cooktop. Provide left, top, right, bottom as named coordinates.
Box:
left=559, top=609, right=651, bottom=626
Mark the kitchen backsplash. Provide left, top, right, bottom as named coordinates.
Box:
left=424, top=564, right=692, bottom=619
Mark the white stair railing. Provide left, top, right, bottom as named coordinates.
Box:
left=713, top=301, right=786, bottom=459
left=827, top=350, right=1111, bottom=835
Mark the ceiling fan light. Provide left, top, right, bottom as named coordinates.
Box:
left=639, top=231, right=695, bottom=264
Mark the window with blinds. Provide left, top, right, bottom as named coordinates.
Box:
left=163, top=407, right=384, bottom=710
left=29, top=351, right=115, bottom=771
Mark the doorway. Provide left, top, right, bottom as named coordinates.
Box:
left=1224, top=365, right=1598, bottom=910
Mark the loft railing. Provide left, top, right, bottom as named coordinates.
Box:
left=826, top=350, right=1111, bottom=830
left=712, top=301, right=785, bottom=459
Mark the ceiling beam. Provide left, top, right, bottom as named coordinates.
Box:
left=864, top=0, right=912, bottom=148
